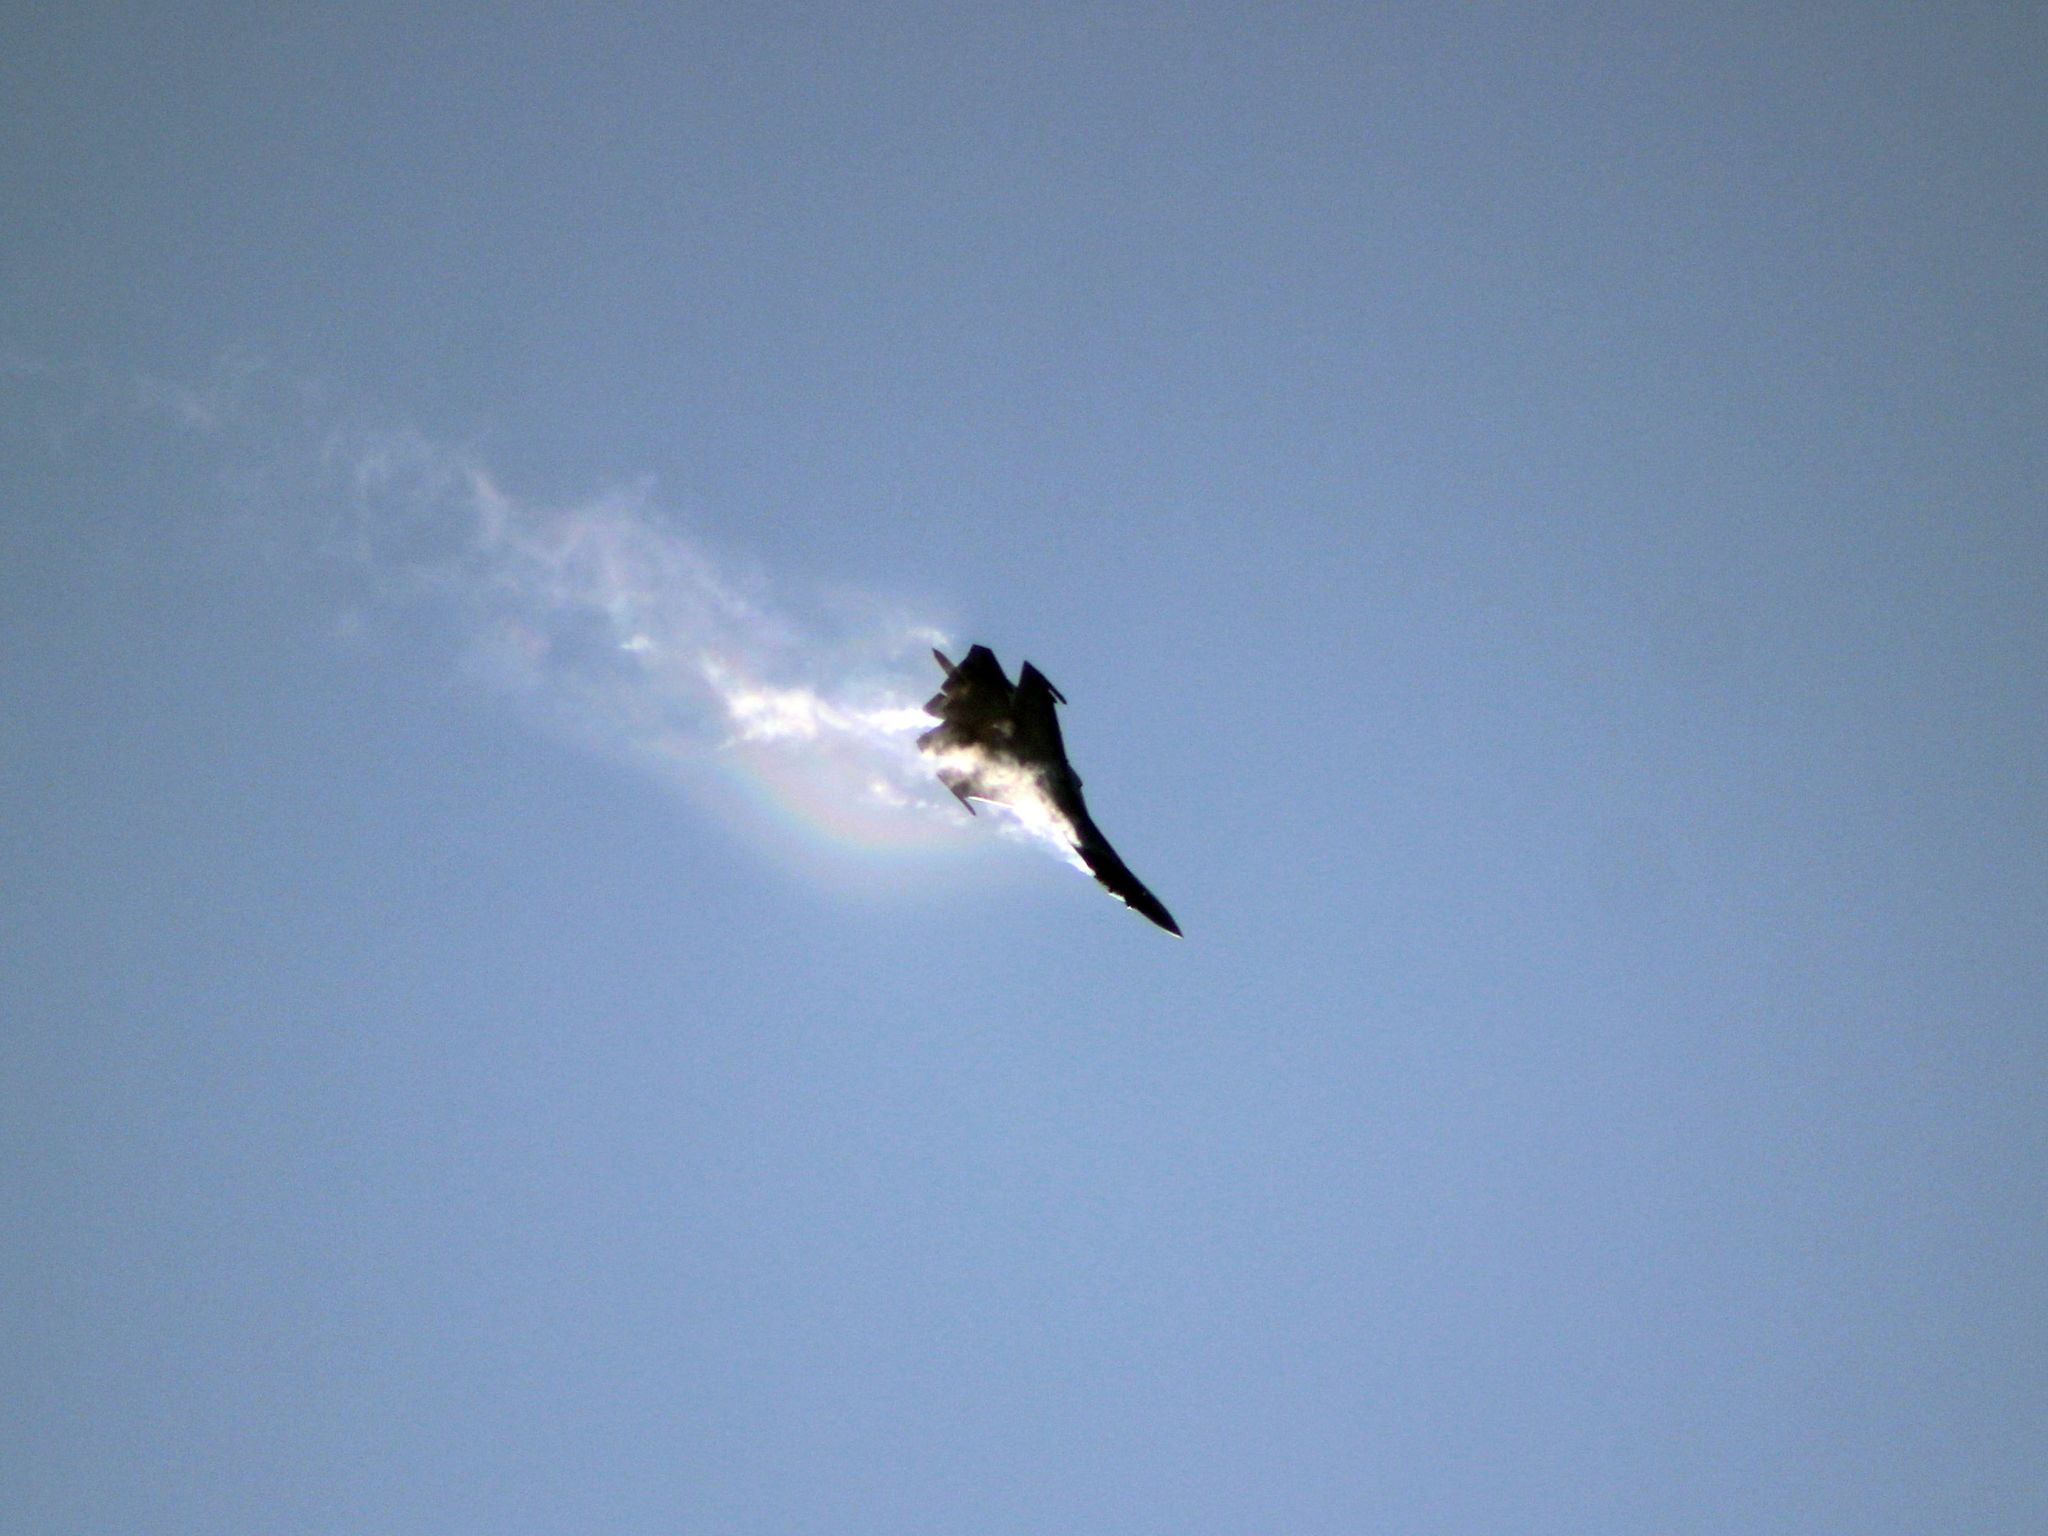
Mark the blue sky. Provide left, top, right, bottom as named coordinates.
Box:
left=4, top=4, right=2044, bottom=1531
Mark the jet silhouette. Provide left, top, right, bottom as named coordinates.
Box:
left=918, top=645, right=1181, bottom=936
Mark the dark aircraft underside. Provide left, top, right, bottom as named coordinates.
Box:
left=917, top=645, right=1180, bottom=936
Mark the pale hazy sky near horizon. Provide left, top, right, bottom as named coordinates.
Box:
left=4, top=5, right=2044, bottom=1531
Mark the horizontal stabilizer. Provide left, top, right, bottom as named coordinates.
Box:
left=938, top=770, right=977, bottom=814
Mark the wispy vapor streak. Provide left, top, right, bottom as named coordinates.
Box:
left=8, top=351, right=1086, bottom=871
left=319, top=423, right=971, bottom=851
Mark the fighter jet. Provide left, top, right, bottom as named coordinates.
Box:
left=918, top=645, right=1181, bottom=936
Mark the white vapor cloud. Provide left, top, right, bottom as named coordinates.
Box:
left=7, top=350, right=1088, bottom=874
left=310, top=417, right=1090, bottom=871
left=316, top=423, right=976, bottom=850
